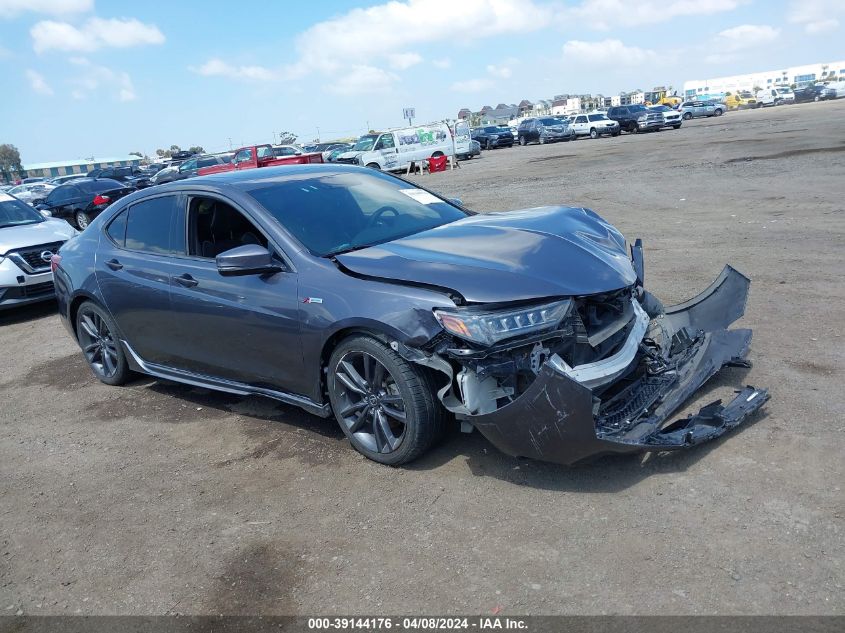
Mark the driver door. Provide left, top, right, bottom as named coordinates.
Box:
left=165, top=194, right=305, bottom=392
left=374, top=133, right=398, bottom=169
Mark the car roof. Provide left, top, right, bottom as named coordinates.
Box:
left=154, top=164, right=373, bottom=190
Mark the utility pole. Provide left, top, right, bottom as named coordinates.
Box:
left=316, top=127, right=320, bottom=142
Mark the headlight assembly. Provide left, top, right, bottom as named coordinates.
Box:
left=434, top=299, right=572, bottom=346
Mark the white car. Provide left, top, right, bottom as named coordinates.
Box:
left=775, top=87, right=795, bottom=103
left=756, top=88, right=783, bottom=107
left=649, top=105, right=683, bottom=129
left=0, top=192, right=77, bottom=310
left=7, top=182, right=56, bottom=206
left=568, top=112, right=621, bottom=139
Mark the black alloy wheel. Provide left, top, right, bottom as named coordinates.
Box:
left=76, top=301, right=130, bottom=385
left=328, top=336, right=443, bottom=465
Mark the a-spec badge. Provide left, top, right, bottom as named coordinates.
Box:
left=302, top=297, right=324, bottom=304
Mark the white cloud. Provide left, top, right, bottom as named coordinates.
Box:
left=450, top=78, right=493, bottom=93
left=562, top=39, right=657, bottom=66
left=326, top=65, right=399, bottom=95
left=788, top=0, right=843, bottom=33
left=388, top=52, right=423, bottom=70
left=67, top=57, right=136, bottom=101
left=563, top=0, right=742, bottom=30
left=295, top=0, right=548, bottom=73
left=31, top=17, right=164, bottom=53
left=714, top=24, right=780, bottom=50
left=0, top=0, right=91, bottom=18
left=26, top=69, right=53, bottom=95
left=805, top=18, right=839, bottom=33
left=486, top=64, right=512, bottom=79
left=189, top=58, right=278, bottom=81
left=432, top=57, right=451, bottom=69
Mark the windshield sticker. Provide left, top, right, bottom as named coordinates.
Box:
left=399, top=189, right=441, bottom=205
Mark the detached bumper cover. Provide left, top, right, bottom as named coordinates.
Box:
left=467, top=266, right=769, bottom=465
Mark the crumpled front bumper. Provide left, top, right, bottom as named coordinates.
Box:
left=467, top=266, right=770, bottom=465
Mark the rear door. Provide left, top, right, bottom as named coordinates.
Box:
left=95, top=194, right=183, bottom=365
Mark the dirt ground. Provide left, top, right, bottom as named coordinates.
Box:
left=1, top=101, right=843, bottom=616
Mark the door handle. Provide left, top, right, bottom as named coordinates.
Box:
left=106, top=259, right=123, bottom=271
left=174, top=274, right=198, bottom=288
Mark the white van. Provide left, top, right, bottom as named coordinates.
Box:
left=826, top=81, right=845, bottom=98
left=775, top=87, right=795, bottom=103
left=755, top=88, right=780, bottom=107
left=343, top=122, right=470, bottom=172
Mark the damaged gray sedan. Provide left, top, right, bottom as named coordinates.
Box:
left=54, top=165, right=769, bottom=466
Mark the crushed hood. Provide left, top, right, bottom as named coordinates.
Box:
left=336, top=206, right=637, bottom=303
left=0, top=219, right=77, bottom=255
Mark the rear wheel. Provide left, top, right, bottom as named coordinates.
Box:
left=328, top=336, right=444, bottom=465
left=486, top=139, right=493, bottom=150
left=714, top=108, right=723, bottom=116
left=519, top=135, right=526, bottom=146
left=682, top=112, right=692, bottom=120
left=76, top=301, right=131, bottom=386
left=75, top=210, right=91, bottom=230
left=365, top=163, right=381, bottom=170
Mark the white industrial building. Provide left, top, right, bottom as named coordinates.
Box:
left=21, top=155, right=143, bottom=180
left=684, top=60, right=845, bottom=99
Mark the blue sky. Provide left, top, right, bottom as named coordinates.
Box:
left=1, top=0, right=843, bottom=162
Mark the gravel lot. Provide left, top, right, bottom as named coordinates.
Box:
left=1, top=101, right=843, bottom=616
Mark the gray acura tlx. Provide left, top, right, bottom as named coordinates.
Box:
left=53, top=164, right=769, bottom=466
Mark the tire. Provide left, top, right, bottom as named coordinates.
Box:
left=75, top=210, right=91, bottom=230
left=327, top=335, right=444, bottom=466
left=431, top=151, right=444, bottom=158
left=365, top=163, right=381, bottom=170
left=76, top=301, right=131, bottom=386
left=814, top=96, right=820, bottom=102
left=589, top=128, right=598, bottom=139
left=611, top=130, right=620, bottom=137
left=519, top=135, right=526, bottom=146
left=682, top=112, right=692, bottom=120
left=538, top=136, right=545, bottom=144
left=628, top=123, right=638, bottom=134
left=714, top=108, right=723, bottom=116
left=486, top=139, right=493, bottom=150
left=673, top=124, right=682, bottom=129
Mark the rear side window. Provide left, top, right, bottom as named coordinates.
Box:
left=124, top=195, right=181, bottom=255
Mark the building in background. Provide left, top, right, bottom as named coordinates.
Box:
left=684, top=60, right=845, bottom=99
left=22, top=155, right=143, bottom=180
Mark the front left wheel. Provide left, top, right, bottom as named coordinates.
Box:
left=76, top=301, right=131, bottom=386
left=328, top=336, right=444, bottom=465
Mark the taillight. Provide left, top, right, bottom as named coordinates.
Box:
left=93, top=194, right=111, bottom=206
left=50, top=253, right=61, bottom=273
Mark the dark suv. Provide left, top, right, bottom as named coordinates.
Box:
left=471, top=126, right=514, bottom=149
left=606, top=105, right=664, bottom=133
left=516, top=117, right=574, bottom=145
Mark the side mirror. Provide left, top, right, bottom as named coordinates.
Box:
left=216, top=244, right=283, bottom=276
left=35, top=203, right=50, bottom=211
left=39, top=209, right=53, bottom=218
left=449, top=198, right=464, bottom=208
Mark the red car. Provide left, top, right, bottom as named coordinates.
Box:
left=198, top=145, right=322, bottom=176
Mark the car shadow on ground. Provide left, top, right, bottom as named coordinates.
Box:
left=408, top=366, right=768, bottom=493
left=0, top=299, right=58, bottom=325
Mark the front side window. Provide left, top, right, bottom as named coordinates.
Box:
left=374, top=134, right=395, bottom=150
left=246, top=170, right=468, bottom=257
left=187, top=196, right=268, bottom=258
left=124, top=195, right=180, bottom=255
left=234, top=149, right=253, bottom=163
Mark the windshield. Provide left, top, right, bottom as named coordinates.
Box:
left=629, top=105, right=648, bottom=113
left=246, top=170, right=469, bottom=257
left=538, top=118, right=560, bottom=125
left=352, top=135, right=378, bottom=151
left=0, top=194, right=44, bottom=228
left=589, top=113, right=610, bottom=120
left=649, top=106, right=670, bottom=112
